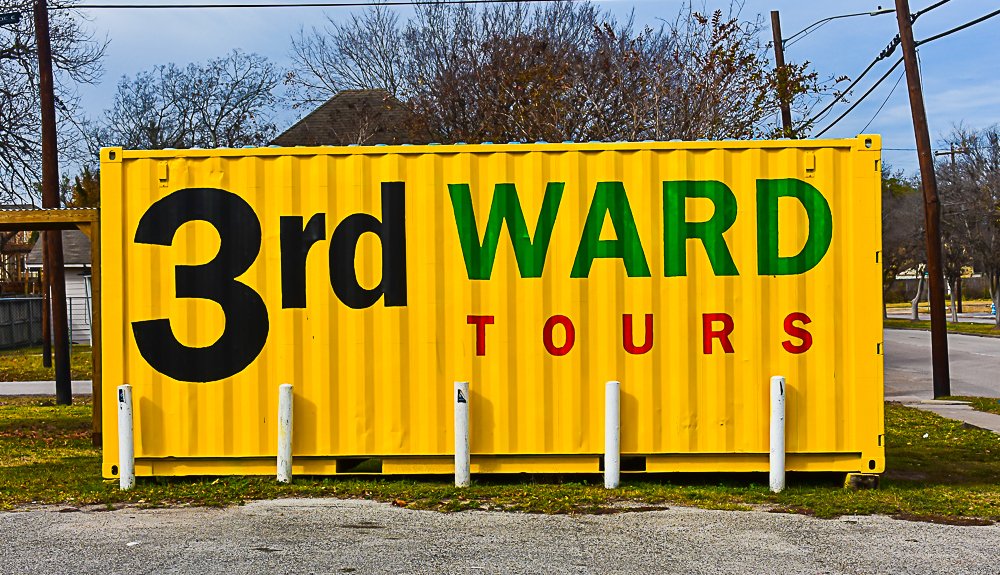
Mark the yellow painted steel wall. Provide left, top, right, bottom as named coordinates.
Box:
left=100, top=138, right=884, bottom=477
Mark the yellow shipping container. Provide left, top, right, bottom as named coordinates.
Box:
left=100, top=137, right=884, bottom=478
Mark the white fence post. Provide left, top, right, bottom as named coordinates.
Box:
left=454, top=381, right=470, bottom=487
left=770, top=376, right=786, bottom=493
left=117, top=384, right=134, bottom=490
left=605, top=380, right=621, bottom=489
left=277, top=384, right=294, bottom=484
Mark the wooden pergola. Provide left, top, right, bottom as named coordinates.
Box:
left=0, top=208, right=102, bottom=445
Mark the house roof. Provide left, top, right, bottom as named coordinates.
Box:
left=271, top=89, right=422, bottom=147
left=25, top=230, right=91, bottom=268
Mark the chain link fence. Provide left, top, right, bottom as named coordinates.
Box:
left=0, top=297, right=43, bottom=349
left=0, top=295, right=93, bottom=349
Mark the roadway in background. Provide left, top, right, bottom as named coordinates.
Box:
left=884, top=329, right=1000, bottom=400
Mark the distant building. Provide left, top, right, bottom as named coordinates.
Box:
left=272, top=89, right=423, bottom=147
left=25, top=230, right=92, bottom=344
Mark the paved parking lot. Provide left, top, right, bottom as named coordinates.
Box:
left=3, top=499, right=1000, bottom=575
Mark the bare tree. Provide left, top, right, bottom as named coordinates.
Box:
left=288, top=4, right=404, bottom=109
left=94, top=50, right=283, bottom=150
left=936, top=154, right=973, bottom=322
left=881, top=165, right=924, bottom=319
left=0, top=0, right=105, bottom=204
left=285, top=0, right=826, bottom=143
left=943, top=126, right=1000, bottom=328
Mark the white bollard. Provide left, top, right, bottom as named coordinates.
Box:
left=605, top=380, right=621, bottom=489
left=277, top=383, right=293, bottom=484
left=770, top=376, right=786, bottom=493
left=117, top=384, right=135, bottom=491
left=454, top=381, right=470, bottom=487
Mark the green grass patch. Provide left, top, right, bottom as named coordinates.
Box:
left=886, top=300, right=993, bottom=312
left=946, top=396, right=1000, bottom=417
left=885, top=318, right=1000, bottom=337
left=2, top=397, right=1000, bottom=521
left=0, top=345, right=93, bottom=382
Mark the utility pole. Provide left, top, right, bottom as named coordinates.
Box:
left=41, top=253, right=51, bottom=367
left=770, top=11, right=793, bottom=137
left=895, top=0, right=950, bottom=398
left=34, top=0, right=72, bottom=405
left=934, top=143, right=969, bottom=166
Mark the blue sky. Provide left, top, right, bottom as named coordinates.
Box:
left=72, top=0, right=1000, bottom=174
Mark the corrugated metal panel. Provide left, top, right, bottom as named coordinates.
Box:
left=100, top=137, right=884, bottom=477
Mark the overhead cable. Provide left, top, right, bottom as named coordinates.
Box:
left=916, top=7, right=1000, bottom=46
left=60, top=0, right=584, bottom=9
left=811, top=6, right=999, bottom=136
left=859, top=68, right=905, bottom=133
left=815, top=57, right=903, bottom=138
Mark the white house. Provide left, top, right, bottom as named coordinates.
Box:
left=25, top=230, right=92, bottom=345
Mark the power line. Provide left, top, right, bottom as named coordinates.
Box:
left=57, top=0, right=584, bottom=8
left=783, top=19, right=830, bottom=49
left=912, top=0, right=951, bottom=20
left=812, top=6, right=1000, bottom=136
left=802, top=35, right=901, bottom=128
left=916, top=7, right=1000, bottom=46
left=815, top=56, right=903, bottom=137
left=860, top=68, right=905, bottom=133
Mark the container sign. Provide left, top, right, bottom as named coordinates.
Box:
left=100, top=138, right=884, bottom=477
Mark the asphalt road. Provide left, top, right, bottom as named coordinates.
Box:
left=2, top=499, right=1000, bottom=575
left=884, top=329, right=1000, bottom=399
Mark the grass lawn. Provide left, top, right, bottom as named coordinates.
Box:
left=884, top=318, right=1000, bottom=338
left=886, top=299, right=994, bottom=313
left=0, top=345, right=93, bottom=382
left=947, top=396, right=1000, bottom=417
left=2, top=397, right=999, bottom=523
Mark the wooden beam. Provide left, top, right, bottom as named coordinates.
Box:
left=76, top=222, right=92, bottom=241
left=90, top=219, right=103, bottom=447
left=0, top=209, right=98, bottom=232
left=0, top=207, right=103, bottom=440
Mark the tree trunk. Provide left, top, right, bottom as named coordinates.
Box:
left=949, top=278, right=958, bottom=323
left=956, top=277, right=963, bottom=313
left=910, top=273, right=925, bottom=321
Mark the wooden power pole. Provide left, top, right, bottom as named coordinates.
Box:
left=770, top=11, right=793, bottom=137
left=895, top=0, right=950, bottom=398
left=41, top=253, right=51, bottom=367
left=33, top=0, right=72, bottom=404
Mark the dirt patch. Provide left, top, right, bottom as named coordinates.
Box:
left=883, top=470, right=929, bottom=481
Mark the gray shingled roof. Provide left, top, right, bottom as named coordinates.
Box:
left=271, top=89, right=423, bottom=147
left=25, top=230, right=91, bottom=267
